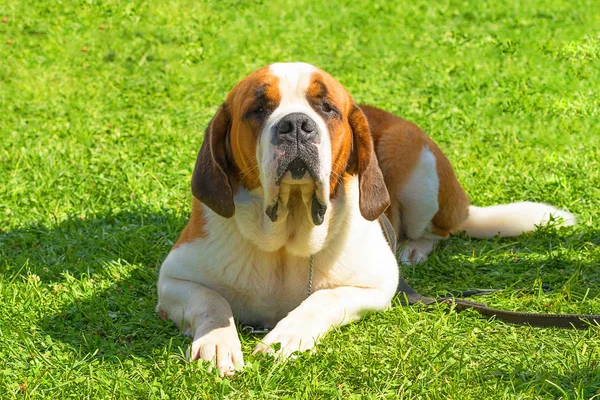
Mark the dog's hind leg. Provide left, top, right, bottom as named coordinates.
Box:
left=397, top=236, right=440, bottom=264
left=396, top=147, right=443, bottom=264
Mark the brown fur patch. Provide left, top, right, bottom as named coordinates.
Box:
left=226, top=67, right=282, bottom=190
left=347, top=106, right=390, bottom=220
left=174, top=197, right=208, bottom=248
left=191, top=105, right=235, bottom=218
left=328, top=119, right=353, bottom=196
left=360, top=105, right=470, bottom=235
left=307, top=71, right=354, bottom=196
left=306, top=71, right=390, bottom=219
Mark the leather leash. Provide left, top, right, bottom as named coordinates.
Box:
left=378, top=213, right=600, bottom=329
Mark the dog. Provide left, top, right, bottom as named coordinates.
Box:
left=157, top=62, right=575, bottom=376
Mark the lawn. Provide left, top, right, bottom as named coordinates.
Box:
left=1, top=0, right=599, bottom=398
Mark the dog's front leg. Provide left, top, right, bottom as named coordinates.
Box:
left=253, top=286, right=392, bottom=358
left=157, top=277, right=243, bottom=376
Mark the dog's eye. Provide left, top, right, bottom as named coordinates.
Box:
left=247, top=105, right=266, bottom=119
left=321, top=101, right=338, bottom=116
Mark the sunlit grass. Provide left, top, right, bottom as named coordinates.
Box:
left=1, top=0, right=599, bottom=398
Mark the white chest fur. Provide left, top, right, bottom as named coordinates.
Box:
left=159, top=177, right=399, bottom=327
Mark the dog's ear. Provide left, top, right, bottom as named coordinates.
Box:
left=191, top=104, right=235, bottom=218
left=348, top=105, right=390, bottom=221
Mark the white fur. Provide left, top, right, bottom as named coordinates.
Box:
left=398, top=147, right=440, bottom=239
left=158, top=177, right=398, bottom=375
left=460, top=202, right=576, bottom=239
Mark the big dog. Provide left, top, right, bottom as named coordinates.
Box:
left=157, top=63, right=574, bottom=375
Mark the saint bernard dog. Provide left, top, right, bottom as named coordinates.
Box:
left=157, top=62, right=575, bottom=375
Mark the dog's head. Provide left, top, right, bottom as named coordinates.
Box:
left=192, top=62, right=389, bottom=224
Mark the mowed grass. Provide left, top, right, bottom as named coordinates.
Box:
left=1, top=0, right=599, bottom=398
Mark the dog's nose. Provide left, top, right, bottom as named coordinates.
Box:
left=276, top=113, right=316, bottom=139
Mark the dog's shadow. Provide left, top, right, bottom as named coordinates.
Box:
left=403, top=225, right=600, bottom=300
left=2, top=209, right=188, bottom=361
left=2, top=210, right=598, bottom=363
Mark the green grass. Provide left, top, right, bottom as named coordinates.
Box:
left=1, top=0, right=599, bottom=398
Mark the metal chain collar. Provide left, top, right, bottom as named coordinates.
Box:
left=306, top=254, right=314, bottom=299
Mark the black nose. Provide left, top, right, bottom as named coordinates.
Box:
left=276, top=113, right=316, bottom=139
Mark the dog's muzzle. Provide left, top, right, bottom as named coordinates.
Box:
left=266, top=112, right=327, bottom=225
left=273, top=112, right=320, bottom=185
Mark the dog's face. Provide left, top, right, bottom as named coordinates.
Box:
left=192, top=62, right=389, bottom=224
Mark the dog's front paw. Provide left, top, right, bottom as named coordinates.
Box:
left=187, top=327, right=244, bottom=377
left=252, top=317, right=322, bottom=359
